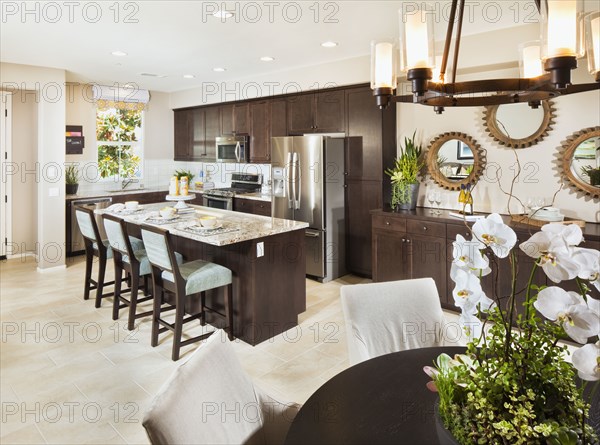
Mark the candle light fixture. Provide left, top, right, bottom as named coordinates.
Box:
left=371, top=0, right=599, bottom=112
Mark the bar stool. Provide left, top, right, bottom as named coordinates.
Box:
left=140, top=224, right=234, bottom=361
left=102, top=213, right=158, bottom=330
left=75, top=206, right=133, bottom=307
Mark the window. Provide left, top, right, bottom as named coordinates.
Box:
left=96, top=108, right=143, bottom=179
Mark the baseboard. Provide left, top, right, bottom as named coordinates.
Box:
left=36, top=264, right=67, bottom=273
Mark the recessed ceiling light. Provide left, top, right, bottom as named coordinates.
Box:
left=213, top=67, right=226, bottom=72
left=183, top=74, right=195, bottom=79
left=260, top=56, right=275, bottom=62
left=213, top=10, right=234, bottom=19
left=111, top=50, right=128, bottom=57
left=321, top=41, right=338, bottom=48
left=140, top=73, right=167, bottom=78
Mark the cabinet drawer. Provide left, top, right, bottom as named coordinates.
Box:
left=446, top=223, right=474, bottom=240
left=406, top=219, right=446, bottom=238
left=254, top=201, right=272, bottom=217
left=372, top=215, right=406, bottom=232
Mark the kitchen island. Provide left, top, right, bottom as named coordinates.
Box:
left=98, top=203, right=307, bottom=345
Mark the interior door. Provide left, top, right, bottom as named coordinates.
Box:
left=0, top=92, right=10, bottom=258
left=293, top=136, right=324, bottom=229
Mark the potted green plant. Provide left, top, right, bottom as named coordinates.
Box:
left=65, top=164, right=79, bottom=195
left=581, top=165, right=600, bottom=186
left=425, top=216, right=599, bottom=444
left=385, top=131, right=424, bottom=210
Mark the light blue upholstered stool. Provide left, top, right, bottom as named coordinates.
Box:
left=75, top=206, right=142, bottom=308
left=141, top=224, right=234, bottom=361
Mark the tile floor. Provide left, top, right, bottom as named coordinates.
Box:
left=1, top=255, right=374, bottom=444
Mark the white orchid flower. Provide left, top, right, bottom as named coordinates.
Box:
left=452, top=268, right=484, bottom=314
left=452, top=235, right=491, bottom=276
left=520, top=231, right=581, bottom=283
left=534, top=287, right=600, bottom=344
left=459, top=312, right=483, bottom=342
left=472, top=213, right=517, bottom=258
left=571, top=342, right=600, bottom=382
left=572, top=247, right=600, bottom=292
left=541, top=223, right=583, bottom=247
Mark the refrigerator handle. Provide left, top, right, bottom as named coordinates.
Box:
left=286, top=152, right=293, bottom=209
left=292, top=152, right=300, bottom=210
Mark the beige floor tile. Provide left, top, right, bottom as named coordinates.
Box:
left=0, top=422, right=46, bottom=444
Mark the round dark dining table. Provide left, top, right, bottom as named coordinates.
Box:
left=284, top=346, right=467, bottom=445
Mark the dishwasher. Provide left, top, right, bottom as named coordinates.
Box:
left=68, top=197, right=112, bottom=256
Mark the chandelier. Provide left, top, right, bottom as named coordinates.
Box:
left=371, top=0, right=600, bottom=113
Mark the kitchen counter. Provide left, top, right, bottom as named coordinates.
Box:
left=66, top=186, right=168, bottom=200
left=235, top=192, right=272, bottom=202
left=98, top=203, right=306, bottom=247
left=96, top=201, right=307, bottom=346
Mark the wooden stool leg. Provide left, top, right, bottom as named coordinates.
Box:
left=127, top=270, right=140, bottom=331
left=112, top=264, right=123, bottom=320
left=83, top=248, right=93, bottom=300
left=200, top=291, right=206, bottom=326
left=143, top=275, right=150, bottom=296
left=172, top=288, right=185, bottom=361
left=95, top=254, right=107, bottom=308
left=151, top=283, right=162, bottom=347
left=224, top=284, right=233, bottom=341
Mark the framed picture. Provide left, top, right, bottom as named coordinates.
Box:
left=457, top=141, right=474, bottom=160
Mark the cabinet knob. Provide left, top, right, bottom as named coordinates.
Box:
left=406, top=239, right=411, bottom=243
left=401, top=238, right=405, bottom=243
left=385, top=221, right=390, bottom=225
left=423, top=226, right=428, bottom=231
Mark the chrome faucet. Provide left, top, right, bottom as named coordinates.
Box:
left=121, top=178, right=138, bottom=190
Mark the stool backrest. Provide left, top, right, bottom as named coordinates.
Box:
left=102, top=213, right=136, bottom=258
left=75, top=206, right=101, bottom=244
left=141, top=224, right=178, bottom=274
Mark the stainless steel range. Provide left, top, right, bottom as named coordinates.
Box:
left=202, top=173, right=263, bottom=210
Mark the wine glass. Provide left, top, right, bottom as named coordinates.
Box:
left=434, top=191, right=442, bottom=215
left=525, top=197, right=535, bottom=215
left=427, top=190, right=436, bottom=213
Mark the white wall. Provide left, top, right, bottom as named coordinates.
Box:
left=398, top=63, right=600, bottom=223
left=1, top=62, right=66, bottom=269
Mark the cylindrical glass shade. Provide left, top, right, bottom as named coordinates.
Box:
left=541, top=0, right=584, bottom=59
left=399, top=6, right=435, bottom=71
left=585, top=12, right=600, bottom=77
left=519, top=41, right=544, bottom=78
left=370, top=40, right=398, bottom=90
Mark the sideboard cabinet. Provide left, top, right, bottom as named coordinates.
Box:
left=372, top=209, right=600, bottom=312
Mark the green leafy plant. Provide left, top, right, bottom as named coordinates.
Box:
left=426, top=216, right=599, bottom=445
left=385, top=131, right=424, bottom=209
left=174, top=169, right=195, bottom=182
left=581, top=165, right=600, bottom=186
left=65, top=164, right=79, bottom=185
left=96, top=108, right=142, bottom=179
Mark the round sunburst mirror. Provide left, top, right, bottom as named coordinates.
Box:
left=557, top=126, right=600, bottom=198
left=483, top=100, right=555, bottom=148
left=426, top=132, right=487, bottom=191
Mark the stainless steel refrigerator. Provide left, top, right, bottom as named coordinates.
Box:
left=271, top=135, right=347, bottom=282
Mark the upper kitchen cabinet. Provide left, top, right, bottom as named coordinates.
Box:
left=287, top=89, right=345, bottom=134
left=249, top=99, right=288, bottom=163
left=173, top=106, right=218, bottom=161
left=221, top=103, right=250, bottom=135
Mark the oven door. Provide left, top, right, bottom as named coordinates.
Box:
left=203, top=195, right=233, bottom=210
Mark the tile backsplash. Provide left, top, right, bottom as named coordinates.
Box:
left=76, top=159, right=271, bottom=193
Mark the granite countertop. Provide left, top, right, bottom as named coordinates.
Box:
left=97, top=203, right=307, bottom=246
left=66, top=187, right=169, bottom=201
left=236, top=192, right=272, bottom=202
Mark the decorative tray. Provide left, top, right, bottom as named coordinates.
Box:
left=510, top=214, right=586, bottom=228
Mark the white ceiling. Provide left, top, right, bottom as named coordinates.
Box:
left=0, top=1, right=582, bottom=93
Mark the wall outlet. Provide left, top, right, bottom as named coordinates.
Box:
left=256, top=241, right=264, bottom=258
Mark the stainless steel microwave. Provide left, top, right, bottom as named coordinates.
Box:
left=216, top=135, right=249, bottom=163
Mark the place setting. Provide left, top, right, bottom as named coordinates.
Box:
left=179, top=213, right=239, bottom=236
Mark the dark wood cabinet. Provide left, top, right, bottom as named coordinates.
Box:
left=233, top=198, right=272, bottom=216
left=287, top=90, right=345, bottom=134
left=233, top=103, right=250, bottom=134
left=372, top=214, right=447, bottom=305
left=344, top=86, right=397, bottom=277
left=174, top=107, right=218, bottom=161
left=249, top=101, right=270, bottom=163
left=220, top=104, right=234, bottom=135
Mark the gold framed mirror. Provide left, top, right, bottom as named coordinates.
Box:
left=426, top=132, right=487, bottom=191
left=557, top=126, right=600, bottom=198
left=483, top=100, right=555, bottom=148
